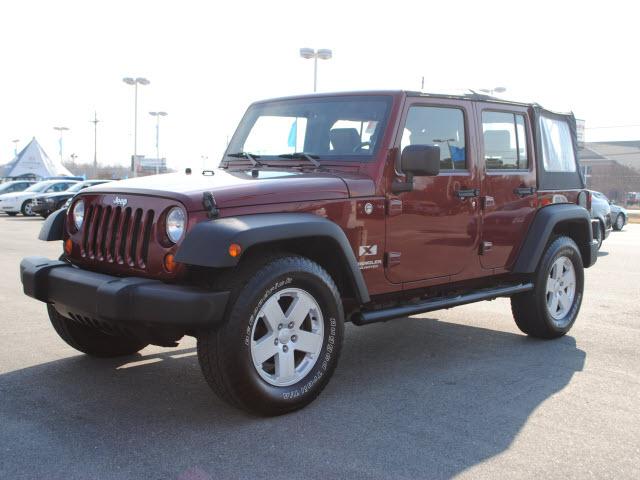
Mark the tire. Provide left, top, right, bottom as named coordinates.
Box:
left=594, top=221, right=604, bottom=250
left=197, top=255, right=344, bottom=416
left=6, top=212, right=18, bottom=217
left=21, top=200, right=35, bottom=217
left=614, top=213, right=625, bottom=231
left=511, top=236, right=584, bottom=339
left=47, top=305, right=148, bottom=357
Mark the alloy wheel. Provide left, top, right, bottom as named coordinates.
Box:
left=250, top=287, right=324, bottom=387
left=545, top=256, right=576, bottom=324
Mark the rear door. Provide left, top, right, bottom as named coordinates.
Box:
left=385, top=98, right=481, bottom=283
left=476, top=104, right=537, bottom=269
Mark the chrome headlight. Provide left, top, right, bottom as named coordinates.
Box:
left=166, top=207, right=186, bottom=244
left=72, top=200, right=85, bottom=230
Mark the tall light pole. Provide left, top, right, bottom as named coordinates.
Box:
left=299, top=48, right=332, bottom=92
left=90, top=111, right=100, bottom=172
left=53, top=126, right=70, bottom=163
left=123, top=76, right=150, bottom=176
left=480, top=86, right=507, bottom=96
left=11, top=139, right=19, bottom=156
left=149, top=111, right=167, bottom=175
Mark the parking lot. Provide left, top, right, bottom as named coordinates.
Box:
left=0, top=214, right=638, bottom=480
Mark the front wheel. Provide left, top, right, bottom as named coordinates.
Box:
left=594, top=221, right=604, bottom=250
left=21, top=200, right=35, bottom=217
left=614, top=213, right=625, bottom=231
left=197, top=255, right=344, bottom=416
left=511, top=236, right=584, bottom=339
left=48, top=305, right=149, bottom=357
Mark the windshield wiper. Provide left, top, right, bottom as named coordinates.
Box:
left=226, top=151, right=263, bottom=167
left=278, top=152, right=321, bottom=168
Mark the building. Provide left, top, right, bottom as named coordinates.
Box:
left=578, top=141, right=640, bottom=204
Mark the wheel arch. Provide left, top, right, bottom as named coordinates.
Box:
left=513, top=204, right=595, bottom=273
left=175, top=213, right=370, bottom=304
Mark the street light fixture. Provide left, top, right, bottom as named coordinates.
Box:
left=122, top=76, right=150, bottom=176
left=149, top=111, right=168, bottom=175
left=299, top=48, right=332, bottom=92
left=479, top=86, right=507, bottom=96
left=53, top=126, right=70, bottom=163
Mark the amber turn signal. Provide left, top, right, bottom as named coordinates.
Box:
left=228, top=243, right=242, bottom=258
left=64, top=238, right=73, bottom=255
left=163, top=253, right=178, bottom=272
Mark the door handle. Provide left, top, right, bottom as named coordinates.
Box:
left=455, top=188, right=480, bottom=199
left=514, top=186, right=536, bottom=197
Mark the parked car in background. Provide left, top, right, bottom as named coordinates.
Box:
left=589, top=190, right=612, bottom=249
left=608, top=201, right=628, bottom=231
left=31, top=180, right=112, bottom=218
left=0, top=180, right=36, bottom=196
left=0, top=180, right=78, bottom=216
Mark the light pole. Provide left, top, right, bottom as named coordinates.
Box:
left=299, top=48, right=332, bottom=92
left=123, top=77, right=150, bottom=176
left=90, top=111, right=100, bottom=172
left=11, top=139, right=19, bottom=156
left=480, top=86, right=507, bottom=96
left=53, top=126, right=70, bottom=163
left=149, top=111, right=167, bottom=174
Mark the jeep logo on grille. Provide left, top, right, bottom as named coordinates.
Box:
left=113, top=196, right=128, bottom=207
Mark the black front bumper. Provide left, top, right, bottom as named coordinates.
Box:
left=20, top=257, right=229, bottom=333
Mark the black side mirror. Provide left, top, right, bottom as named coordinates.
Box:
left=392, top=145, right=440, bottom=193
left=400, top=144, right=441, bottom=176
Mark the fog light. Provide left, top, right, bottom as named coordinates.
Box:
left=164, top=253, right=178, bottom=272
left=228, top=243, right=242, bottom=258
left=64, top=239, right=72, bottom=255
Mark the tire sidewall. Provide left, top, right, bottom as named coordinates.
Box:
left=615, top=214, right=624, bottom=231
left=219, top=259, right=343, bottom=413
left=535, top=238, right=584, bottom=336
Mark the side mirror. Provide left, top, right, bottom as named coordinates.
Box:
left=400, top=145, right=441, bottom=176
left=392, top=145, right=440, bottom=193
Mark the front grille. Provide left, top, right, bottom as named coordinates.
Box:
left=81, top=204, right=155, bottom=269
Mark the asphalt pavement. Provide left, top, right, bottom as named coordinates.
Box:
left=0, top=215, right=638, bottom=479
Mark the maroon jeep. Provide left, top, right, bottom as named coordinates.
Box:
left=21, top=91, right=598, bottom=415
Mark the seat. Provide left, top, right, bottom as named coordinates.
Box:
left=329, top=128, right=362, bottom=153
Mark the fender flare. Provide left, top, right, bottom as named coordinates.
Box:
left=175, top=213, right=370, bottom=303
left=38, top=208, right=67, bottom=241
left=513, top=204, right=594, bottom=273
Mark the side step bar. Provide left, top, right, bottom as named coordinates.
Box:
left=352, top=283, right=533, bottom=326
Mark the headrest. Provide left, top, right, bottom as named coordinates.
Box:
left=330, top=128, right=361, bottom=153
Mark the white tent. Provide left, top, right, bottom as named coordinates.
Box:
left=1, top=137, right=73, bottom=180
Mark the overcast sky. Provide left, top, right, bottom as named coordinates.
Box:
left=1, top=0, right=638, bottom=172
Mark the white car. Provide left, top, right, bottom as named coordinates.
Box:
left=0, top=180, right=78, bottom=216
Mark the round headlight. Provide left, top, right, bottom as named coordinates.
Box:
left=72, top=200, right=85, bottom=230
left=166, top=207, right=186, bottom=244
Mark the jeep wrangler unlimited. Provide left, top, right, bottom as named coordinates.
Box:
left=21, top=91, right=598, bottom=416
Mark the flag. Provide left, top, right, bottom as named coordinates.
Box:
left=287, top=119, right=297, bottom=148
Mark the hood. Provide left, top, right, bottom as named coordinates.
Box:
left=86, top=168, right=376, bottom=211
left=0, top=191, right=37, bottom=201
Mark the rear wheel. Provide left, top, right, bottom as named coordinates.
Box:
left=511, top=236, right=584, bottom=339
left=47, top=305, right=148, bottom=357
left=614, top=213, right=625, bottom=231
left=21, top=200, right=35, bottom=217
left=197, top=255, right=344, bottom=416
left=6, top=212, right=17, bottom=217
left=594, top=221, right=604, bottom=250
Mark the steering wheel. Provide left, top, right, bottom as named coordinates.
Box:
left=352, top=141, right=371, bottom=153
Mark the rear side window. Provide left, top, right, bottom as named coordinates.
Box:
left=539, top=115, right=576, bottom=172
left=401, top=106, right=466, bottom=170
left=482, top=111, right=528, bottom=170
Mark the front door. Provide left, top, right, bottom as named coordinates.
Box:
left=385, top=99, right=481, bottom=284
left=475, top=104, right=537, bottom=269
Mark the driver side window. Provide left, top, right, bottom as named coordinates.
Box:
left=401, top=106, right=466, bottom=171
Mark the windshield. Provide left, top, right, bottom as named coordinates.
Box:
left=25, top=182, right=52, bottom=192
left=225, top=95, right=392, bottom=163
left=67, top=183, right=86, bottom=193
